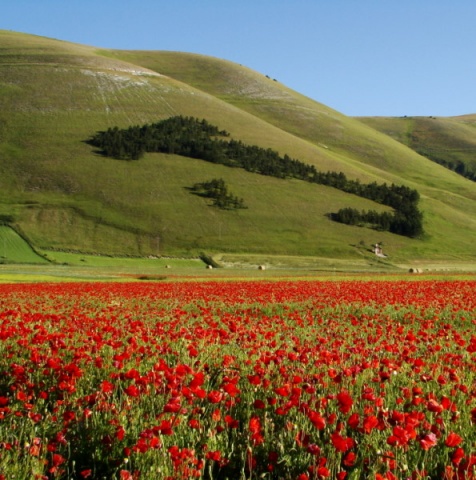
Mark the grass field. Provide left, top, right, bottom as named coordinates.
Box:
left=0, top=251, right=474, bottom=284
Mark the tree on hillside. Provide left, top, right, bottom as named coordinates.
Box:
left=190, top=179, right=246, bottom=210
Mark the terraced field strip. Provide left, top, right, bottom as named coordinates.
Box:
left=0, top=225, right=49, bottom=264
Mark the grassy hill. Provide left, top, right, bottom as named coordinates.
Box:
left=358, top=115, right=476, bottom=181
left=0, top=30, right=475, bottom=266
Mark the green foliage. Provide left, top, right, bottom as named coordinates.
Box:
left=88, top=116, right=230, bottom=161
left=331, top=207, right=423, bottom=237
left=191, top=178, right=247, bottom=210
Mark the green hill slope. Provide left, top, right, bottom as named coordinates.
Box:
left=358, top=115, right=476, bottom=181
left=0, top=31, right=475, bottom=264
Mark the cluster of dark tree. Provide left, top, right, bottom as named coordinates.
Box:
left=330, top=206, right=423, bottom=237
left=89, top=116, right=423, bottom=237
left=321, top=178, right=423, bottom=237
left=88, top=116, right=230, bottom=161
left=190, top=178, right=246, bottom=210
left=415, top=148, right=476, bottom=182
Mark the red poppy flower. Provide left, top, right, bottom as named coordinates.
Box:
left=295, top=430, right=310, bottom=448
left=116, top=426, right=125, bottom=441
left=317, top=466, right=331, bottom=478
left=188, top=418, right=200, bottom=429
left=308, top=411, right=326, bottom=430
left=275, top=385, right=291, bottom=397
left=249, top=416, right=261, bottom=433
left=52, top=453, right=65, bottom=467
left=331, top=432, right=355, bottom=452
left=348, top=412, right=360, bottom=429
left=419, top=433, right=438, bottom=450
left=343, top=451, right=356, bottom=467
left=427, top=399, right=443, bottom=413
left=445, top=432, right=463, bottom=448
left=451, top=447, right=465, bottom=466
left=222, top=382, right=240, bottom=397
left=337, top=391, right=353, bottom=414
left=101, top=380, right=114, bottom=394
left=206, top=450, right=221, bottom=462
left=363, top=415, right=379, bottom=434
left=307, top=444, right=321, bottom=456
left=207, top=390, right=223, bottom=404
left=249, top=415, right=264, bottom=445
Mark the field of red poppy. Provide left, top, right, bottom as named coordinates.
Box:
left=0, top=279, right=475, bottom=480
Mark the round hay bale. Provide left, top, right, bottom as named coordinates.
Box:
left=258, top=265, right=266, bottom=270
left=207, top=264, right=213, bottom=269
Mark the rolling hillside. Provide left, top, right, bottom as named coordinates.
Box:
left=0, top=30, right=475, bottom=266
left=358, top=115, right=476, bottom=181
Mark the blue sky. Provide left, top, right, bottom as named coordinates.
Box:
left=3, top=0, right=475, bottom=117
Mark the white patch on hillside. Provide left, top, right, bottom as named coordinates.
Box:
left=80, top=69, right=160, bottom=89
left=78, top=68, right=189, bottom=119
